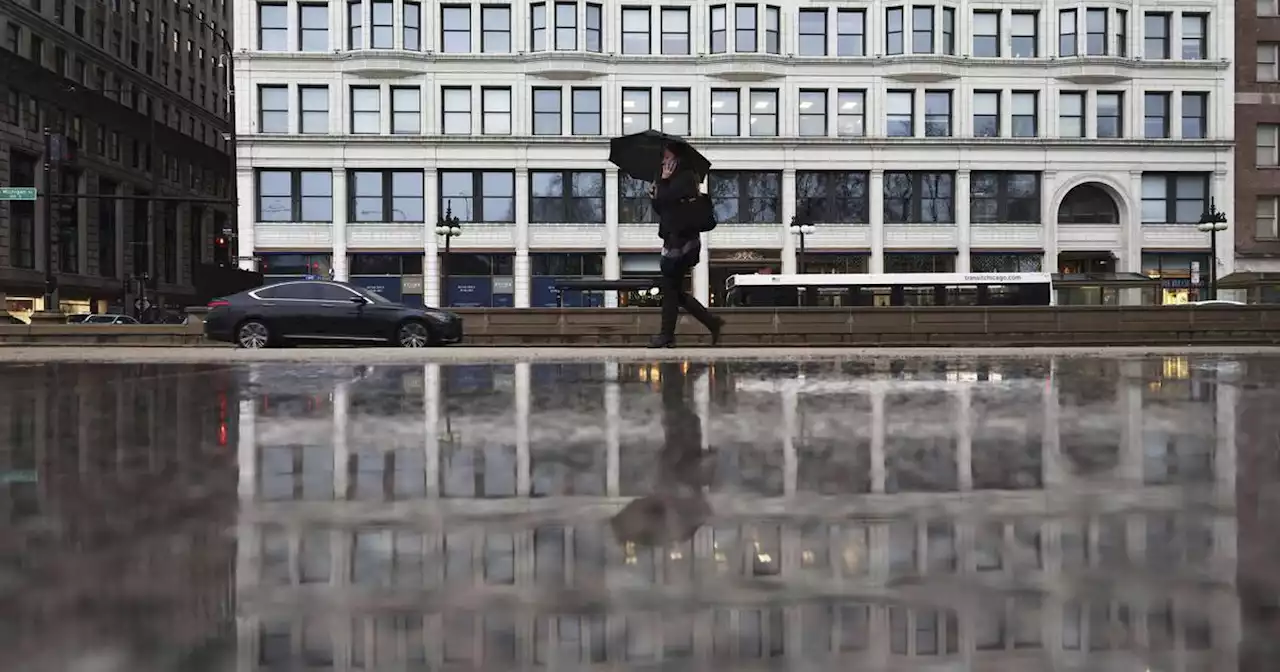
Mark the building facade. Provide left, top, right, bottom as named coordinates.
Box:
left=0, top=0, right=234, bottom=319
left=233, top=358, right=1240, bottom=670
left=1237, top=0, right=1280, bottom=279
left=235, top=0, right=1234, bottom=308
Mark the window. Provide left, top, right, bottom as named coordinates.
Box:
left=555, top=1, right=576, bottom=50
left=973, top=91, right=999, bottom=137
left=622, top=88, right=651, bottom=135
left=798, top=90, right=827, bottom=136
left=884, top=171, right=955, bottom=223
left=736, top=4, right=757, bottom=52
left=571, top=88, right=601, bottom=135
left=299, top=3, right=329, bottom=51
left=529, top=171, right=605, bottom=223
left=1086, top=9, right=1107, bottom=55
left=886, top=8, right=904, bottom=55
left=912, top=6, right=933, bottom=53
left=1256, top=197, right=1278, bottom=239
left=1144, top=13, right=1169, bottom=59
left=1144, top=92, right=1170, bottom=138
left=1097, top=92, right=1123, bottom=138
left=837, top=90, right=866, bottom=136
left=973, top=11, right=999, bottom=57
left=439, top=170, right=516, bottom=222
left=836, top=9, right=865, bottom=56
left=799, top=9, right=827, bottom=56
left=531, top=3, right=547, bottom=50
left=1262, top=0, right=1280, bottom=16
left=618, top=174, right=657, bottom=222
left=482, top=6, right=511, bottom=52
left=1182, top=14, right=1206, bottom=60
left=710, top=5, right=727, bottom=53
left=586, top=3, right=602, bottom=51
left=442, top=5, right=470, bottom=52
left=256, top=170, right=333, bottom=222
left=403, top=1, right=421, bottom=50
left=1059, top=92, right=1084, bottom=138
left=796, top=171, right=869, bottom=223
left=350, top=86, right=380, bottom=133
left=349, top=170, right=424, bottom=222
left=259, top=85, right=288, bottom=133
left=371, top=0, right=392, bottom=48
left=533, top=88, right=561, bottom=135
left=662, top=89, right=690, bottom=135
left=708, top=171, right=782, bottom=223
left=348, top=0, right=362, bottom=48
left=711, top=89, right=739, bottom=136
left=749, top=89, right=778, bottom=136
left=1059, top=9, right=1077, bottom=56
left=887, top=90, right=913, bottom=137
left=942, top=7, right=955, bottom=54
left=299, top=85, right=328, bottom=134
left=661, top=8, right=690, bottom=54
left=442, top=87, right=472, bottom=134
left=1258, top=124, right=1279, bottom=166
left=391, top=87, right=421, bottom=134
left=971, top=172, right=1041, bottom=223
left=1012, top=92, right=1037, bottom=137
left=258, top=2, right=287, bottom=50
left=622, top=7, right=650, bottom=54
left=1260, top=43, right=1280, bottom=82
left=1012, top=11, right=1037, bottom=57
left=1117, top=10, right=1128, bottom=56
left=482, top=87, right=511, bottom=134
left=765, top=6, right=780, bottom=53
left=924, top=91, right=951, bottom=137
left=1182, top=92, right=1207, bottom=139
left=1141, top=173, right=1208, bottom=224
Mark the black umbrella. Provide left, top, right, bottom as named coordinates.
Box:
left=608, top=130, right=712, bottom=181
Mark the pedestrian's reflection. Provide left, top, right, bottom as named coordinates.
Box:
left=611, top=361, right=712, bottom=547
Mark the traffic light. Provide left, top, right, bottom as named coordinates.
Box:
left=213, top=234, right=230, bottom=265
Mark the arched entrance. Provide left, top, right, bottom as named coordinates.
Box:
left=1057, top=183, right=1120, bottom=224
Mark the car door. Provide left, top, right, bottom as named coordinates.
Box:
left=252, top=282, right=331, bottom=338
left=310, top=283, right=383, bottom=340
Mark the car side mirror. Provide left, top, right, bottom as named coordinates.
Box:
left=350, top=296, right=368, bottom=305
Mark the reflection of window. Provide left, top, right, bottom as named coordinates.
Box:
left=708, top=171, right=781, bottom=223
left=439, top=170, right=516, bottom=222
left=256, top=169, right=333, bottom=222
left=796, top=171, right=869, bottom=223
left=617, top=174, right=656, bottom=223
left=347, top=170, right=424, bottom=222
left=260, top=525, right=291, bottom=584
left=970, top=172, right=1041, bottom=223
left=484, top=533, right=515, bottom=584
left=884, top=171, right=955, bottom=223
left=529, top=170, right=605, bottom=222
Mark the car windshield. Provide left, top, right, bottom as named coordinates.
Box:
left=85, top=315, right=117, bottom=323
left=360, top=288, right=394, bottom=304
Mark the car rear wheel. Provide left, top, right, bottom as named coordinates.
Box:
left=236, top=320, right=271, bottom=349
left=396, top=320, right=431, bottom=348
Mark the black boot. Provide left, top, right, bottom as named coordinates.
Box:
left=648, top=335, right=676, bottom=348
left=708, top=316, right=725, bottom=346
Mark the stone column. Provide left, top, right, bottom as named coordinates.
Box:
left=869, top=170, right=886, bottom=273
left=515, top=168, right=531, bottom=307
left=331, top=169, right=348, bottom=280
left=424, top=169, right=440, bottom=306
left=694, top=233, right=710, bottom=304
left=236, top=169, right=255, bottom=270
left=1042, top=170, right=1058, bottom=273
left=1123, top=170, right=1143, bottom=274
left=604, top=169, right=620, bottom=307
left=781, top=169, right=797, bottom=274
left=955, top=169, right=971, bottom=272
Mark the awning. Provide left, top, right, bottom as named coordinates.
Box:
left=1216, top=272, right=1280, bottom=289
left=1050, top=272, right=1162, bottom=288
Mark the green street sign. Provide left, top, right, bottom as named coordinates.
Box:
left=0, top=470, right=36, bottom=484
left=0, top=187, right=37, bottom=201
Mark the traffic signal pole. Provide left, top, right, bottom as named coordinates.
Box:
left=41, top=127, right=56, bottom=312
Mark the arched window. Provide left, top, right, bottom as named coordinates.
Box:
left=1058, top=184, right=1120, bottom=224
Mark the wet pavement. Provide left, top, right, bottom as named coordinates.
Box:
left=2, top=353, right=1278, bottom=671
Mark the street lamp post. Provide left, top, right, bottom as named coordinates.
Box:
left=1197, top=198, right=1228, bottom=300
left=434, top=202, right=462, bottom=307
left=789, top=214, right=816, bottom=274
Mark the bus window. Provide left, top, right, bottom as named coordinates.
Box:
left=946, top=285, right=980, bottom=306
left=903, top=286, right=936, bottom=306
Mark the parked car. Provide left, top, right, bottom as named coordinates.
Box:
left=77, top=314, right=141, bottom=325
left=3, top=314, right=26, bottom=325
left=203, top=280, right=464, bottom=349
left=1188, top=300, right=1246, bottom=307
left=66, top=313, right=91, bottom=324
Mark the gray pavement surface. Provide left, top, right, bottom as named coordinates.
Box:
left=2, top=351, right=1276, bottom=671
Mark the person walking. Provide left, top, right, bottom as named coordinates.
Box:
left=648, top=145, right=723, bottom=348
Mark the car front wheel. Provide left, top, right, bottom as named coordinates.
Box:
left=396, top=321, right=431, bottom=348
left=236, top=320, right=271, bottom=349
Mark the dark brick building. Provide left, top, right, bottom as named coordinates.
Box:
left=1237, top=2, right=1280, bottom=275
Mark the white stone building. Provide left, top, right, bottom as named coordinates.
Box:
left=233, top=0, right=1235, bottom=307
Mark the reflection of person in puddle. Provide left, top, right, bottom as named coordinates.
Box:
left=611, top=361, right=713, bottom=548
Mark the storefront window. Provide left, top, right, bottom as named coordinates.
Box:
left=531, top=253, right=605, bottom=307
left=802, top=253, right=869, bottom=274
left=443, top=253, right=515, bottom=307
left=970, top=253, right=1042, bottom=273
left=348, top=253, right=424, bottom=305
left=1142, top=253, right=1210, bottom=304
left=885, top=253, right=956, bottom=273
left=619, top=253, right=668, bottom=306
left=260, top=253, right=333, bottom=279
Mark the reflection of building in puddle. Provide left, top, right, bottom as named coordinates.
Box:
left=235, top=359, right=1238, bottom=671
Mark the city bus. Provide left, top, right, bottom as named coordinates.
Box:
left=724, top=272, right=1055, bottom=307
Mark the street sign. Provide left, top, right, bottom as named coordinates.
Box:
left=134, top=298, right=152, bottom=311
left=0, top=470, right=37, bottom=484
left=0, top=187, right=37, bottom=201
